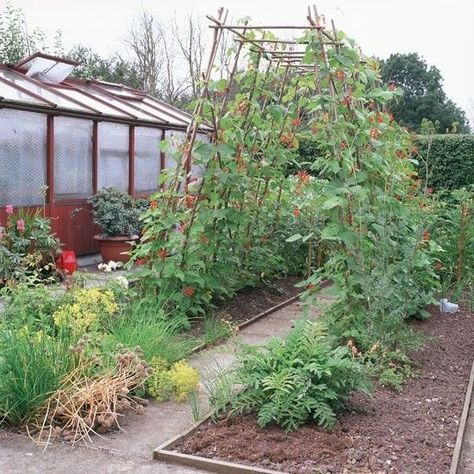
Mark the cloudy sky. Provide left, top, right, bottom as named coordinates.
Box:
left=9, top=0, right=474, bottom=119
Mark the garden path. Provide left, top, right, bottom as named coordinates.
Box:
left=0, top=288, right=333, bottom=474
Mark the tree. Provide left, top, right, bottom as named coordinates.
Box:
left=171, top=11, right=205, bottom=98
left=0, top=2, right=48, bottom=63
left=67, top=45, right=141, bottom=89
left=381, top=53, right=469, bottom=133
left=126, top=9, right=204, bottom=106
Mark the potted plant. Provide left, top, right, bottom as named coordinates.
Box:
left=88, top=188, right=147, bottom=263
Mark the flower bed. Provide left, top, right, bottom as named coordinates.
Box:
left=174, top=302, right=474, bottom=473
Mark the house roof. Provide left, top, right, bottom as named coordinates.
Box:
left=0, top=53, right=209, bottom=131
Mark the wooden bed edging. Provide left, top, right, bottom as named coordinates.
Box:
left=153, top=281, right=333, bottom=473
left=450, top=361, right=474, bottom=474
left=190, top=279, right=330, bottom=354
left=153, top=411, right=285, bottom=474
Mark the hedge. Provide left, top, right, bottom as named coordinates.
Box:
left=293, top=134, right=474, bottom=190
left=414, top=134, right=474, bottom=190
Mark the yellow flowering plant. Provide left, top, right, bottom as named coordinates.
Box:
left=147, top=357, right=199, bottom=403
left=53, top=288, right=118, bottom=334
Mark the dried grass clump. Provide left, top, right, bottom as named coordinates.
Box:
left=30, top=346, right=151, bottom=446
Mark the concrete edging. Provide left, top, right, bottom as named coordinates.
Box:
left=450, top=361, right=474, bottom=474
left=153, top=411, right=285, bottom=474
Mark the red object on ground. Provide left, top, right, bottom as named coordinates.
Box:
left=56, top=250, right=78, bottom=275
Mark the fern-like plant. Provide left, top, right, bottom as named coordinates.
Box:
left=226, top=320, right=371, bottom=431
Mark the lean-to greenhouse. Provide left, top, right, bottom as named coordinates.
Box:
left=0, top=52, right=209, bottom=255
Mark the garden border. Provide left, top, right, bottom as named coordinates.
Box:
left=189, top=279, right=330, bottom=354
left=153, top=411, right=285, bottom=474
left=154, top=281, right=332, bottom=473
left=450, top=360, right=474, bottom=474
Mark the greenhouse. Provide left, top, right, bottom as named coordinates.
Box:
left=0, top=52, right=208, bottom=255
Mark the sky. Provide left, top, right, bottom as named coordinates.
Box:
left=6, top=0, right=474, bottom=120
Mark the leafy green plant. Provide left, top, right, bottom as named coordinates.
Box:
left=0, top=283, right=63, bottom=332
left=0, top=207, right=61, bottom=285
left=147, top=357, right=199, bottom=402
left=429, top=188, right=473, bottom=300
left=0, top=326, right=76, bottom=426
left=53, top=287, right=118, bottom=335
left=200, top=315, right=235, bottom=346
left=360, top=344, right=416, bottom=392
left=88, top=187, right=148, bottom=237
left=218, top=321, right=370, bottom=432
left=106, top=294, right=196, bottom=365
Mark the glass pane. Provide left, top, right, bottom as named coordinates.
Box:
left=0, top=77, right=47, bottom=104
left=134, top=127, right=161, bottom=192
left=0, top=70, right=85, bottom=111
left=164, top=130, right=186, bottom=169
left=97, top=122, right=129, bottom=191
left=54, top=117, right=93, bottom=199
left=0, top=109, right=47, bottom=206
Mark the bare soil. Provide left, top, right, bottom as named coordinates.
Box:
left=177, top=302, right=474, bottom=473
left=214, top=275, right=302, bottom=325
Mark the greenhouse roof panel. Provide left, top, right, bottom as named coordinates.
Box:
left=0, top=54, right=209, bottom=131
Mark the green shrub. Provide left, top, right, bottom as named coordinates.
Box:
left=428, top=188, right=474, bottom=299
left=223, top=321, right=370, bottom=432
left=88, top=187, right=148, bottom=237
left=415, top=135, right=474, bottom=190
left=0, top=283, right=62, bottom=332
left=0, top=208, right=61, bottom=285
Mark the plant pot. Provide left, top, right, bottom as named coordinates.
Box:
left=94, top=234, right=139, bottom=263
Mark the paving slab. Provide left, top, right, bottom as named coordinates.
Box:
left=0, top=288, right=333, bottom=474
left=0, top=432, right=201, bottom=474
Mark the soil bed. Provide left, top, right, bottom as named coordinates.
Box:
left=177, top=302, right=474, bottom=473
left=212, top=275, right=302, bottom=325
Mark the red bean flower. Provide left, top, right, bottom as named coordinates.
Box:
left=291, top=117, right=301, bottom=127
left=183, top=286, right=195, bottom=297
left=396, top=149, right=405, bottom=159
left=158, top=248, right=168, bottom=261
left=369, top=128, right=382, bottom=139
left=293, top=208, right=301, bottom=217
left=5, top=204, right=13, bottom=215
left=297, top=170, right=311, bottom=184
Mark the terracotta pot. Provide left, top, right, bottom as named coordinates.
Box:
left=94, top=234, right=139, bottom=263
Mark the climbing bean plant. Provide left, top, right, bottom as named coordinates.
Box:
left=133, top=20, right=439, bottom=359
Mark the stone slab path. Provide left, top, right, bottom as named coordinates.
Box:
left=0, top=290, right=333, bottom=474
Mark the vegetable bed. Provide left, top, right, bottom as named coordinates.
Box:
left=176, top=302, right=474, bottom=473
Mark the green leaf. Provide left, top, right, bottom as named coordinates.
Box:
left=322, top=197, right=345, bottom=210
left=285, top=233, right=303, bottom=242
left=216, top=143, right=236, bottom=156
left=267, top=104, right=286, bottom=123
left=159, top=140, right=169, bottom=152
